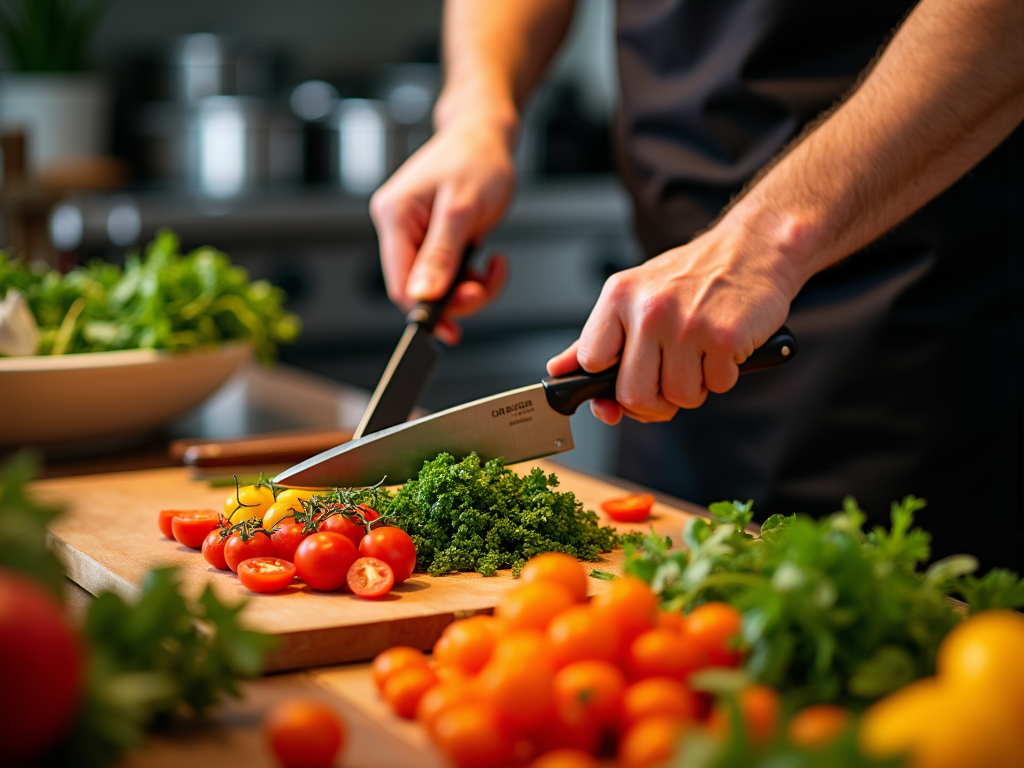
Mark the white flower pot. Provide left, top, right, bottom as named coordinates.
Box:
left=0, top=73, right=110, bottom=175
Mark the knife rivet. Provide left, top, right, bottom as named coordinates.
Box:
left=555, top=439, right=563, bottom=447
left=781, top=346, right=791, bottom=356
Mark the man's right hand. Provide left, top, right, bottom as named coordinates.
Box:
left=369, top=115, right=515, bottom=345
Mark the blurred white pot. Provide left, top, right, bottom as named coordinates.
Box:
left=0, top=73, right=110, bottom=175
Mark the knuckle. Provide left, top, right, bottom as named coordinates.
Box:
left=637, top=291, right=674, bottom=331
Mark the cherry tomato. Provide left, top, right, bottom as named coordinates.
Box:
left=238, top=557, right=297, bottom=593
left=529, top=749, right=601, bottom=768
left=0, top=571, right=84, bottom=765
left=628, top=629, right=703, bottom=682
left=787, top=704, right=851, bottom=749
left=223, top=483, right=275, bottom=525
left=372, top=646, right=429, bottom=691
left=600, top=493, right=655, bottom=522
left=554, top=660, right=626, bottom=729
left=709, top=685, right=780, bottom=748
left=158, top=508, right=183, bottom=538
left=622, top=678, right=700, bottom=730
left=618, top=716, right=685, bottom=768
left=319, top=513, right=364, bottom=545
left=937, top=610, right=1024, bottom=710
left=264, top=699, right=345, bottom=768
left=263, top=498, right=303, bottom=531
left=202, top=528, right=229, bottom=570
left=416, top=678, right=477, bottom=732
left=432, top=702, right=513, bottom=768
left=433, top=615, right=500, bottom=674
left=358, top=526, right=416, bottom=583
left=683, top=602, right=744, bottom=668
left=383, top=665, right=437, bottom=719
left=171, top=509, right=221, bottom=549
left=295, top=532, right=358, bottom=591
left=270, top=521, right=307, bottom=562
left=520, top=552, right=589, bottom=603
left=346, top=556, right=394, bottom=598
left=495, top=581, right=576, bottom=632
left=477, top=631, right=557, bottom=734
left=224, top=531, right=276, bottom=573
left=548, top=604, right=619, bottom=668
left=591, top=576, right=658, bottom=646
left=656, top=610, right=686, bottom=633
left=531, top=706, right=601, bottom=757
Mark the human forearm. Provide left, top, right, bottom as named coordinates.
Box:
left=434, top=0, right=576, bottom=146
left=728, top=0, right=1024, bottom=297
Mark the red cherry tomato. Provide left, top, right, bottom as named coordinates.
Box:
left=359, top=527, right=416, bottom=583
left=600, top=493, right=655, bottom=523
left=347, top=556, right=395, bottom=598
left=265, top=699, right=345, bottom=768
left=202, top=528, right=229, bottom=570
left=237, top=557, right=297, bottom=593
left=224, top=531, right=277, bottom=572
left=319, top=505, right=380, bottom=547
left=158, top=508, right=182, bottom=539
left=295, top=532, right=358, bottom=591
left=271, top=521, right=308, bottom=561
left=171, top=510, right=221, bottom=549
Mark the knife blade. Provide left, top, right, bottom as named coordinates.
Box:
left=275, top=327, right=796, bottom=488
left=352, top=245, right=476, bottom=440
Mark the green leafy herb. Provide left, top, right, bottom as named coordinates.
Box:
left=0, top=229, right=301, bottom=362
left=0, top=450, right=65, bottom=596
left=380, top=452, right=619, bottom=577
left=625, top=495, right=1024, bottom=706
left=0, top=0, right=109, bottom=72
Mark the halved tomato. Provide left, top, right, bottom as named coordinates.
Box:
left=347, top=556, right=395, bottom=598
left=171, top=510, right=221, bottom=549
left=600, top=493, right=655, bottom=523
left=237, top=557, right=297, bottom=593
left=157, top=509, right=181, bottom=539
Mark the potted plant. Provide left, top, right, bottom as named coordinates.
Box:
left=0, top=0, right=111, bottom=176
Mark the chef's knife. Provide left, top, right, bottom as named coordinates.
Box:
left=275, top=327, right=796, bottom=488
left=352, top=245, right=476, bottom=440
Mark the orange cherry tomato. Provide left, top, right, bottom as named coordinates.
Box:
left=548, top=604, right=619, bottom=668
left=591, top=576, right=658, bottom=646
left=600, top=493, right=655, bottom=523
left=383, top=665, right=437, bottom=719
left=202, top=528, right=229, bottom=570
left=346, top=556, right=394, bottom=599
left=433, top=615, right=500, bottom=674
left=656, top=610, right=686, bottom=633
left=372, top=646, right=429, bottom=691
left=622, top=677, right=700, bottom=730
left=529, top=749, right=601, bottom=768
left=477, top=631, right=557, bottom=734
left=787, top=704, right=851, bottom=749
left=531, top=704, right=601, bottom=756
left=237, top=557, right=296, bottom=593
left=416, top=678, right=477, bottom=733
left=683, top=602, right=744, bottom=668
left=618, top=716, right=686, bottom=768
left=520, top=552, right=589, bottom=603
left=709, top=685, right=780, bottom=748
left=158, top=508, right=183, bottom=539
left=432, top=702, right=513, bottom=768
left=495, top=581, right=576, bottom=632
left=171, top=509, right=221, bottom=549
left=628, top=629, right=703, bottom=682
left=264, top=699, right=345, bottom=768
left=554, top=660, right=626, bottom=729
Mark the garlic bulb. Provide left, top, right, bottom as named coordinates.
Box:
left=0, top=289, right=40, bottom=356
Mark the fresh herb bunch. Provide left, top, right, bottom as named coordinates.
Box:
left=0, top=451, right=66, bottom=596
left=0, top=0, right=109, bottom=72
left=625, top=496, right=1024, bottom=706
left=380, top=452, right=619, bottom=577
left=0, top=229, right=301, bottom=361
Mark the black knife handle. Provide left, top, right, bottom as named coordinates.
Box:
left=542, top=326, right=798, bottom=415
left=405, top=245, right=475, bottom=332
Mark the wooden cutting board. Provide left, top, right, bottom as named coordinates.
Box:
left=34, top=462, right=701, bottom=672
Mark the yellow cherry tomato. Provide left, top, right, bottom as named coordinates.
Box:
left=223, top=484, right=275, bottom=525
left=937, top=610, right=1024, bottom=710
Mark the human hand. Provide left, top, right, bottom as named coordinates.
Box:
left=369, top=115, right=515, bottom=345
left=546, top=226, right=801, bottom=425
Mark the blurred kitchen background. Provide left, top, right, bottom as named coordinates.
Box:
left=0, top=0, right=640, bottom=474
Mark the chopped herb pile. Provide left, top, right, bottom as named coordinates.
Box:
left=0, top=229, right=300, bottom=362
left=380, top=452, right=619, bottom=577
left=625, top=496, right=1024, bottom=706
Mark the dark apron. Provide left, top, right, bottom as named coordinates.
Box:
left=614, top=0, right=1024, bottom=572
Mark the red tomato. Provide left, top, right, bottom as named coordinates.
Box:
left=600, top=493, right=655, bottom=523
left=628, top=629, right=704, bottom=682
left=202, top=528, right=229, bottom=570
left=158, top=508, right=182, bottom=538
left=238, top=557, right=297, bottom=593
left=171, top=510, right=221, bottom=549
left=319, top=514, right=364, bottom=546
left=432, top=701, right=513, bottom=768
left=683, top=602, right=744, bottom=667
left=383, top=665, right=438, bottom=719
left=295, top=532, right=358, bottom=591
left=271, top=521, right=308, bottom=562
left=265, top=699, right=345, bottom=768
left=372, top=646, right=429, bottom=691
left=224, top=531, right=277, bottom=572
left=359, top=527, right=416, bottom=583
left=0, top=571, right=84, bottom=764
left=347, top=556, right=394, bottom=598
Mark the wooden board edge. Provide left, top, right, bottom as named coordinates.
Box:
left=49, top=532, right=141, bottom=601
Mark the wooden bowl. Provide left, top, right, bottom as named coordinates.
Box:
left=0, top=343, right=252, bottom=448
